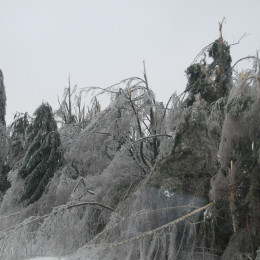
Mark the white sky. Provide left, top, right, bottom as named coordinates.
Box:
left=0, top=0, right=259, bottom=124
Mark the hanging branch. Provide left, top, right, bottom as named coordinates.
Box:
left=230, top=56, right=260, bottom=71
left=87, top=204, right=199, bottom=245
left=104, top=202, right=214, bottom=250
left=229, top=33, right=247, bottom=46
left=2, top=201, right=115, bottom=233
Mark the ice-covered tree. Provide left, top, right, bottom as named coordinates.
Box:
left=82, top=62, right=168, bottom=170
left=9, top=112, right=30, bottom=161
left=56, top=77, right=100, bottom=129
left=0, top=69, right=6, bottom=126
left=0, top=69, right=9, bottom=194
left=19, top=102, right=63, bottom=204
left=185, top=19, right=232, bottom=106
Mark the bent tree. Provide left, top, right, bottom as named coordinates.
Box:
left=19, top=102, right=63, bottom=204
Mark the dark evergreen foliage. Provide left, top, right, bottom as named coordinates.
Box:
left=185, top=63, right=218, bottom=105
left=19, top=103, right=63, bottom=204
left=0, top=69, right=8, bottom=194
left=0, top=69, right=6, bottom=126
left=208, top=39, right=232, bottom=97
left=0, top=165, right=11, bottom=193
left=185, top=39, right=232, bottom=106
left=233, top=137, right=260, bottom=247
left=9, top=112, right=30, bottom=159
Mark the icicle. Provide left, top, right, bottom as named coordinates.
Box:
left=252, top=141, right=254, bottom=150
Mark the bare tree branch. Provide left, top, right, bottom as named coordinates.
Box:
left=230, top=56, right=260, bottom=71
left=125, top=134, right=172, bottom=151
left=72, top=177, right=95, bottom=195
left=0, top=211, right=21, bottom=220
left=229, top=33, right=248, bottom=46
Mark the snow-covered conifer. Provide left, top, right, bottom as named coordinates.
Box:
left=19, top=102, right=63, bottom=204
left=0, top=69, right=6, bottom=126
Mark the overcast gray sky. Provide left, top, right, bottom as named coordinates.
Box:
left=1, top=0, right=259, bottom=124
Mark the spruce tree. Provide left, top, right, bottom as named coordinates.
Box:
left=19, top=102, right=63, bottom=204
left=0, top=69, right=6, bottom=126
left=9, top=112, right=30, bottom=161
left=185, top=38, right=232, bottom=106
left=0, top=69, right=8, bottom=193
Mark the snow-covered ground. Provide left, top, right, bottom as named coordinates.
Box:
left=25, top=257, right=67, bottom=260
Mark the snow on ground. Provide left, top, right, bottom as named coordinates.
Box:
left=25, top=257, right=67, bottom=260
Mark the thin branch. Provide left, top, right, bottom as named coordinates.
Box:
left=104, top=202, right=214, bottom=250
left=125, top=134, right=172, bottom=151
left=163, top=93, right=176, bottom=119
left=72, top=177, right=95, bottom=195
left=176, top=222, right=187, bottom=256
left=3, top=201, right=115, bottom=233
left=125, top=91, right=148, bottom=167
left=121, top=177, right=140, bottom=203
left=83, top=77, right=146, bottom=97
left=229, top=33, right=247, bottom=46
left=230, top=56, right=260, bottom=71
left=92, top=131, right=111, bottom=136
left=192, top=42, right=214, bottom=64
left=163, top=75, right=203, bottom=117
left=66, top=202, right=115, bottom=212
left=0, top=211, right=21, bottom=220
left=87, top=204, right=199, bottom=245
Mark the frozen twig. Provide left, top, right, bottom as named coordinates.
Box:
left=87, top=204, right=199, bottom=245
left=120, top=177, right=141, bottom=203
left=66, top=202, right=115, bottom=212
left=0, top=211, right=21, bottom=220
left=103, top=202, right=213, bottom=250
left=125, top=134, right=172, bottom=151
left=3, top=201, right=115, bottom=233
left=230, top=33, right=248, bottom=46
left=72, top=177, right=95, bottom=195
left=231, top=56, right=260, bottom=71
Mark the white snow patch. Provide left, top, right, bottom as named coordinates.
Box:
left=164, top=190, right=174, bottom=198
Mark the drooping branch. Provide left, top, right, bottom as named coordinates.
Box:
left=66, top=202, right=115, bottom=212
left=2, top=201, right=115, bottom=233
left=104, top=202, right=214, bottom=250
left=87, top=204, right=199, bottom=245
left=229, top=33, right=247, bottom=46
left=230, top=56, right=260, bottom=71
